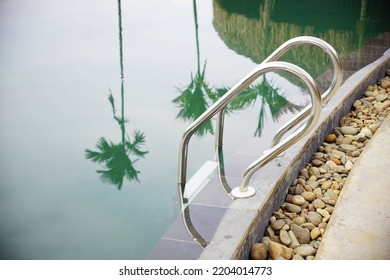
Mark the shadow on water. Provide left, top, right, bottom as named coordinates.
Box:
left=85, top=0, right=147, bottom=190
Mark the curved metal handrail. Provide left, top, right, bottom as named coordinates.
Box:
left=178, top=61, right=321, bottom=201
left=177, top=61, right=321, bottom=247
left=216, top=36, right=343, bottom=149
left=269, top=36, right=343, bottom=147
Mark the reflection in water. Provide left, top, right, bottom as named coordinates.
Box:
left=85, top=0, right=147, bottom=190
left=173, top=0, right=220, bottom=136
left=213, top=0, right=390, bottom=78
left=174, top=0, right=304, bottom=137
left=222, top=76, right=303, bottom=137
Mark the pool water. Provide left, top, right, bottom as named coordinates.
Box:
left=1, top=0, right=389, bottom=259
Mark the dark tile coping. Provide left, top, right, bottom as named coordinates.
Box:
left=147, top=48, right=390, bottom=260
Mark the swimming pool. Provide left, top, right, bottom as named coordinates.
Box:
left=1, top=0, right=388, bottom=259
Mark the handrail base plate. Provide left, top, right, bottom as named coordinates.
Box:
left=230, top=186, right=256, bottom=199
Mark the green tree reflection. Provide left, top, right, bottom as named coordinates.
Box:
left=223, top=76, right=304, bottom=136
left=85, top=0, right=147, bottom=190
left=173, top=0, right=222, bottom=136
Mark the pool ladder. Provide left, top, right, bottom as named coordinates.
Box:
left=177, top=36, right=343, bottom=247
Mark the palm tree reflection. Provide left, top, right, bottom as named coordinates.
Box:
left=85, top=0, right=147, bottom=190
left=173, top=0, right=223, bottom=137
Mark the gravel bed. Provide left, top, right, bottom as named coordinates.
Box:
left=250, top=69, right=390, bottom=260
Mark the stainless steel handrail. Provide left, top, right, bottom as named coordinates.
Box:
left=268, top=36, right=343, bottom=147
left=178, top=61, right=322, bottom=202
left=216, top=36, right=343, bottom=150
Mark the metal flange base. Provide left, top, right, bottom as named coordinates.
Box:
left=230, top=186, right=256, bottom=199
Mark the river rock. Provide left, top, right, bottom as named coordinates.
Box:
left=284, top=203, right=302, bottom=213
left=381, top=78, right=390, bottom=88
left=268, top=241, right=293, bottom=260
left=324, top=134, right=337, bottom=143
left=279, top=229, right=291, bottom=246
left=294, top=245, right=317, bottom=257
left=310, top=227, right=321, bottom=240
left=290, top=224, right=310, bottom=244
left=311, top=159, right=323, bottom=167
left=291, top=195, right=306, bottom=206
left=312, top=199, right=326, bottom=209
left=288, top=230, right=300, bottom=249
left=340, top=126, right=358, bottom=135
left=339, top=144, right=358, bottom=153
left=250, top=243, right=267, bottom=260
left=301, top=191, right=316, bottom=202
left=376, top=93, right=388, bottom=102
left=271, top=219, right=285, bottom=231
left=306, top=211, right=322, bottom=226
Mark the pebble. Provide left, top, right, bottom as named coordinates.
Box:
left=306, top=211, right=322, bottom=226
left=325, top=134, right=336, bottom=143
left=340, top=126, right=358, bottom=135
left=250, top=243, right=267, bottom=260
left=290, top=224, right=310, bottom=244
left=310, top=227, right=321, bottom=240
left=293, top=245, right=317, bottom=257
left=291, top=195, right=306, bottom=206
left=268, top=241, right=293, bottom=260
left=312, top=199, right=326, bottom=209
left=279, top=229, right=291, bottom=246
left=271, top=219, right=285, bottom=231
left=252, top=70, right=390, bottom=260
left=284, top=203, right=302, bottom=214
left=301, top=191, right=316, bottom=202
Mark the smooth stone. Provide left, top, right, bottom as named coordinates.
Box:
left=293, top=245, right=317, bottom=257
left=279, top=229, right=291, bottom=246
left=309, top=167, right=321, bottom=177
left=288, top=230, right=300, bottom=249
left=306, top=180, right=319, bottom=190
left=310, top=227, right=321, bottom=240
left=324, top=189, right=339, bottom=200
left=306, top=212, right=322, bottom=226
left=250, top=243, right=267, bottom=260
left=291, top=195, right=306, bottom=206
left=325, top=160, right=339, bottom=171
left=351, top=150, right=361, bottom=157
left=336, top=137, right=353, bottom=145
left=311, top=159, right=323, bottom=167
left=301, top=191, right=316, bottom=202
left=292, top=254, right=304, bottom=260
left=271, top=219, right=285, bottom=231
left=376, top=93, right=388, bottom=102
left=290, top=224, right=310, bottom=244
left=340, top=126, right=358, bottom=135
left=284, top=203, right=302, bottom=214
left=339, top=144, right=358, bottom=152
left=325, top=134, right=337, bottom=143
left=361, top=127, right=373, bottom=138
left=292, top=216, right=306, bottom=225
left=321, top=180, right=332, bottom=190
left=329, top=156, right=341, bottom=165
left=321, top=196, right=336, bottom=206
left=345, top=160, right=354, bottom=171
left=301, top=223, right=315, bottom=231
left=268, top=241, right=293, bottom=260
left=312, top=199, right=326, bottom=209
left=381, top=79, right=390, bottom=88
left=380, top=100, right=390, bottom=110
left=317, top=209, right=331, bottom=222
left=299, top=169, right=309, bottom=179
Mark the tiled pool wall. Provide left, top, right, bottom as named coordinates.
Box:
left=201, top=49, right=390, bottom=260
left=147, top=48, right=390, bottom=260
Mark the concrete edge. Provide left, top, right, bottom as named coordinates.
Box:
left=199, top=49, right=390, bottom=260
